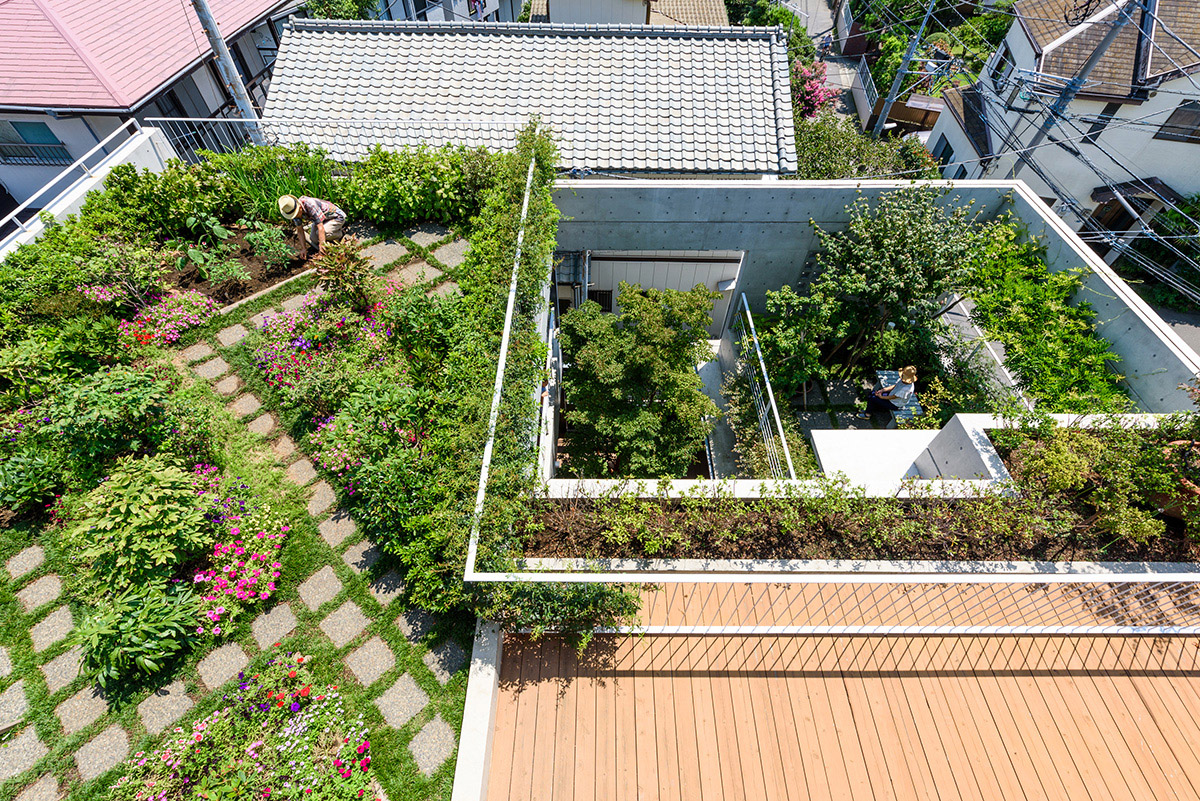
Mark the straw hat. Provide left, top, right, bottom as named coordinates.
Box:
left=278, top=195, right=302, bottom=220
left=899, top=366, right=918, bottom=384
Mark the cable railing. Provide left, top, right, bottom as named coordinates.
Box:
left=145, top=116, right=527, bottom=164
left=729, top=292, right=796, bottom=480
left=857, top=55, right=879, bottom=109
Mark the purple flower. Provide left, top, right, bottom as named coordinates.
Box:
left=290, top=702, right=300, bottom=712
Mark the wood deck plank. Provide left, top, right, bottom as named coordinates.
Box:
left=573, top=638, right=599, bottom=801
left=705, top=637, right=751, bottom=801
left=486, top=634, right=525, bottom=801
left=611, top=636, right=639, bottom=801
left=631, top=636, right=660, bottom=801
left=507, top=636, right=549, bottom=801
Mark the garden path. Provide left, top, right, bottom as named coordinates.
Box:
left=0, top=228, right=474, bottom=799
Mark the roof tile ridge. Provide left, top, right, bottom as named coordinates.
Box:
left=30, top=0, right=128, bottom=107
left=291, top=18, right=775, bottom=38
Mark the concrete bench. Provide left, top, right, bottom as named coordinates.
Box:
left=875, top=370, right=922, bottom=427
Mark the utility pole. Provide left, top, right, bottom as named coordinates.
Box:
left=871, top=0, right=936, bottom=136
left=1021, top=0, right=1138, bottom=154
left=188, top=0, right=265, bottom=145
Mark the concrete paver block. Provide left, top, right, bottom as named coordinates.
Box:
left=342, top=539, right=381, bottom=574
left=247, top=413, right=276, bottom=436
left=229, top=393, right=262, bottom=419
left=197, top=643, right=248, bottom=689
left=298, top=566, right=342, bottom=611
left=214, top=374, right=243, bottom=396
left=409, top=714, right=455, bottom=776
left=30, top=607, right=72, bottom=653
left=308, top=481, right=336, bottom=517
left=319, top=511, right=356, bottom=548
left=397, top=609, right=437, bottom=643
left=180, top=343, right=214, bottom=363
left=40, top=645, right=81, bottom=694
left=319, top=601, right=369, bottom=648
left=74, top=725, right=128, bottom=781
left=0, top=680, right=28, bottom=732
left=252, top=604, right=298, bottom=650
left=15, top=774, right=58, bottom=801
left=6, top=547, right=43, bottom=580
left=193, top=356, right=230, bottom=380
left=286, top=459, right=317, bottom=486
left=16, top=575, right=60, bottom=612
left=215, top=324, right=249, bottom=347
left=374, top=674, right=428, bottom=729
left=345, top=636, right=395, bottom=688
left=422, top=640, right=467, bottom=685
left=55, top=685, right=107, bottom=735
left=405, top=224, right=450, bottom=248
left=0, top=728, right=46, bottom=781
left=273, top=434, right=297, bottom=461
left=137, top=680, right=193, bottom=735
left=370, top=570, right=405, bottom=607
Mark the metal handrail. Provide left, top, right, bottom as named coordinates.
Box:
left=0, top=141, right=73, bottom=166
left=0, top=117, right=142, bottom=240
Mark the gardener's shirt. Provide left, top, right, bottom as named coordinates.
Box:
left=297, top=196, right=346, bottom=224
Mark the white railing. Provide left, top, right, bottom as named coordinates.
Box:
left=0, top=118, right=142, bottom=242
left=145, top=116, right=527, bottom=163
left=857, top=56, right=879, bottom=109
left=729, top=292, right=796, bottom=480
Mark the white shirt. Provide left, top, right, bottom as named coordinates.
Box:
left=890, top=381, right=915, bottom=402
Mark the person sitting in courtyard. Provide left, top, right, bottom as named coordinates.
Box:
left=858, top=365, right=917, bottom=419
left=278, top=194, right=347, bottom=256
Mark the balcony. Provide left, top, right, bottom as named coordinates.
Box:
left=0, top=140, right=72, bottom=167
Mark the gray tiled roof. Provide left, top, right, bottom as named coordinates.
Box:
left=263, top=20, right=796, bottom=174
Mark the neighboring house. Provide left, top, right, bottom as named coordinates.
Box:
left=926, top=0, right=1200, bottom=260
left=528, top=0, right=729, bottom=25
left=262, top=20, right=794, bottom=175
left=375, top=0, right=521, bottom=22
left=0, top=0, right=300, bottom=203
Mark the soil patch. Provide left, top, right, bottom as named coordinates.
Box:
left=167, top=228, right=312, bottom=306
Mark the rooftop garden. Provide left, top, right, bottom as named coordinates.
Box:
left=0, top=121, right=637, bottom=799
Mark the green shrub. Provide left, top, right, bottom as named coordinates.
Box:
left=200, top=143, right=341, bottom=222
left=65, top=455, right=210, bottom=598
left=0, top=316, right=124, bottom=405
left=0, top=448, right=61, bottom=514
left=738, top=0, right=817, bottom=63
left=40, top=365, right=171, bottom=465
left=74, top=583, right=199, bottom=689
left=244, top=222, right=295, bottom=272
left=341, top=143, right=498, bottom=230
left=791, top=113, right=940, bottom=180
left=103, top=161, right=240, bottom=239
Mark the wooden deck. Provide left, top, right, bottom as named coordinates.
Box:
left=488, top=632, right=1200, bottom=801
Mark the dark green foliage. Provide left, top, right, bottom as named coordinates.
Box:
left=0, top=315, right=123, bottom=405
left=0, top=449, right=60, bottom=513
left=559, top=283, right=721, bottom=478
left=64, top=455, right=211, bottom=598
left=791, top=113, right=940, bottom=180
left=74, top=583, right=200, bottom=689
left=243, top=222, right=294, bottom=272
left=341, top=144, right=498, bottom=231
left=305, top=0, right=378, bottom=18
left=970, top=224, right=1128, bottom=411
left=103, top=160, right=240, bottom=239
left=40, top=365, right=172, bottom=465
left=738, top=0, right=817, bottom=63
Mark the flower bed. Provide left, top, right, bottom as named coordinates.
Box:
left=112, top=650, right=379, bottom=801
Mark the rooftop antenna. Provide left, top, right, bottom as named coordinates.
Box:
left=188, top=0, right=266, bottom=146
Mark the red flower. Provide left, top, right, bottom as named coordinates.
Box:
left=288, top=671, right=297, bottom=678
left=300, top=686, right=311, bottom=697
left=277, top=700, right=284, bottom=707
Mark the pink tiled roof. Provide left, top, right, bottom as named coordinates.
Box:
left=0, top=0, right=292, bottom=111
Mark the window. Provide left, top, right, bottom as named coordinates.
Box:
left=0, top=120, right=71, bottom=166
left=951, top=164, right=969, bottom=180
left=1155, top=101, right=1200, bottom=144
left=588, top=290, right=614, bottom=313
left=1084, top=102, right=1122, bottom=143
left=930, top=134, right=954, bottom=166
left=989, top=44, right=1014, bottom=93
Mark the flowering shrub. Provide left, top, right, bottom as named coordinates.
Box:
left=112, top=651, right=380, bottom=800
left=791, top=60, right=838, bottom=118
left=194, top=512, right=290, bottom=637
left=119, top=291, right=219, bottom=348
left=77, top=283, right=126, bottom=304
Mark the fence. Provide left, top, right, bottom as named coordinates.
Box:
left=0, top=141, right=73, bottom=167
left=728, top=292, right=796, bottom=480
left=145, top=116, right=527, bottom=164
left=857, top=56, right=879, bottom=110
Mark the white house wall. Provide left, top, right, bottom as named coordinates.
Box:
left=550, top=0, right=646, bottom=24
left=587, top=253, right=740, bottom=337
left=0, top=113, right=128, bottom=202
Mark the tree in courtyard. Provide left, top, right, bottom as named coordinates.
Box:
left=791, top=112, right=940, bottom=180
left=559, top=282, right=721, bottom=478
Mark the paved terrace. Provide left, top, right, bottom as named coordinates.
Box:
left=485, top=581, right=1200, bottom=800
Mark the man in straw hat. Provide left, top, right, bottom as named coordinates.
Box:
left=278, top=194, right=347, bottom=257
left=858, top=365, right=917, bottom=419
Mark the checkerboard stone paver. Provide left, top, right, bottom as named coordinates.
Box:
left=280, top=294, right=307, bottom=313
left=229, top=393, right=262, bottom=419
left=55, top=685, right=106, bottom=735
left=308, top=481, right=336, bottom=517
left=409, top=714, right=455, bottom=776
left=17, top=574, right=61, bottom=612
left=0, top=647, right=11, bottom=678
left=273, top=434, right=297, bottom=461
left=342, top=539, right=381, bottom=574
left=197, top=643, right=249, bottom=689
left=75, top=725, right=128, bottom=781
left=0, top=728, right=47, bottom=781
left=40, top=645, right=81, bottom=694
left=252, top=604, right=298, bottom=649
left=397, top=608, right=438, bottom=643
left=247, top=413, right=276, bottom=436
left=214, top=374, right=243, bottom=396
left=298, top=566, right=342, bottom=611
left=30, top=606, right=72, bottom=652
left=138, top=680, right=193, bottom=735
left=423, top=640, right=467, bottom=685
left=319, top=510, right=356, bottom=548
left=180, top=342, right=215, bottom=363
left=15, top=774, right=58, bottom=801
left=6, top=546, right=43, bottom=579
left=250, top=309, right=276, bottom=329
left=432, top=238, right=469, bottom=268
left=0, top=680, right=28, bottom=732
left=286, top=458, right=317, bottom=486
left=370, top=570, right=405, bottom=607
left=426, top=282, right=460, bottom=298
left=216, top=323, right=249, bottom=347
left=346, top=636, right=395, bottom=688
left=362, top=239, right=409, bottom=268
left=319, top=601, right=369, bottom=648
left=392, top=261, right=443, bottom=286
left=406, top=224, right=450, bottom=248
left=193, top=356, right=230, bottom=380
left=374, top=674, right=428, bottom=729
